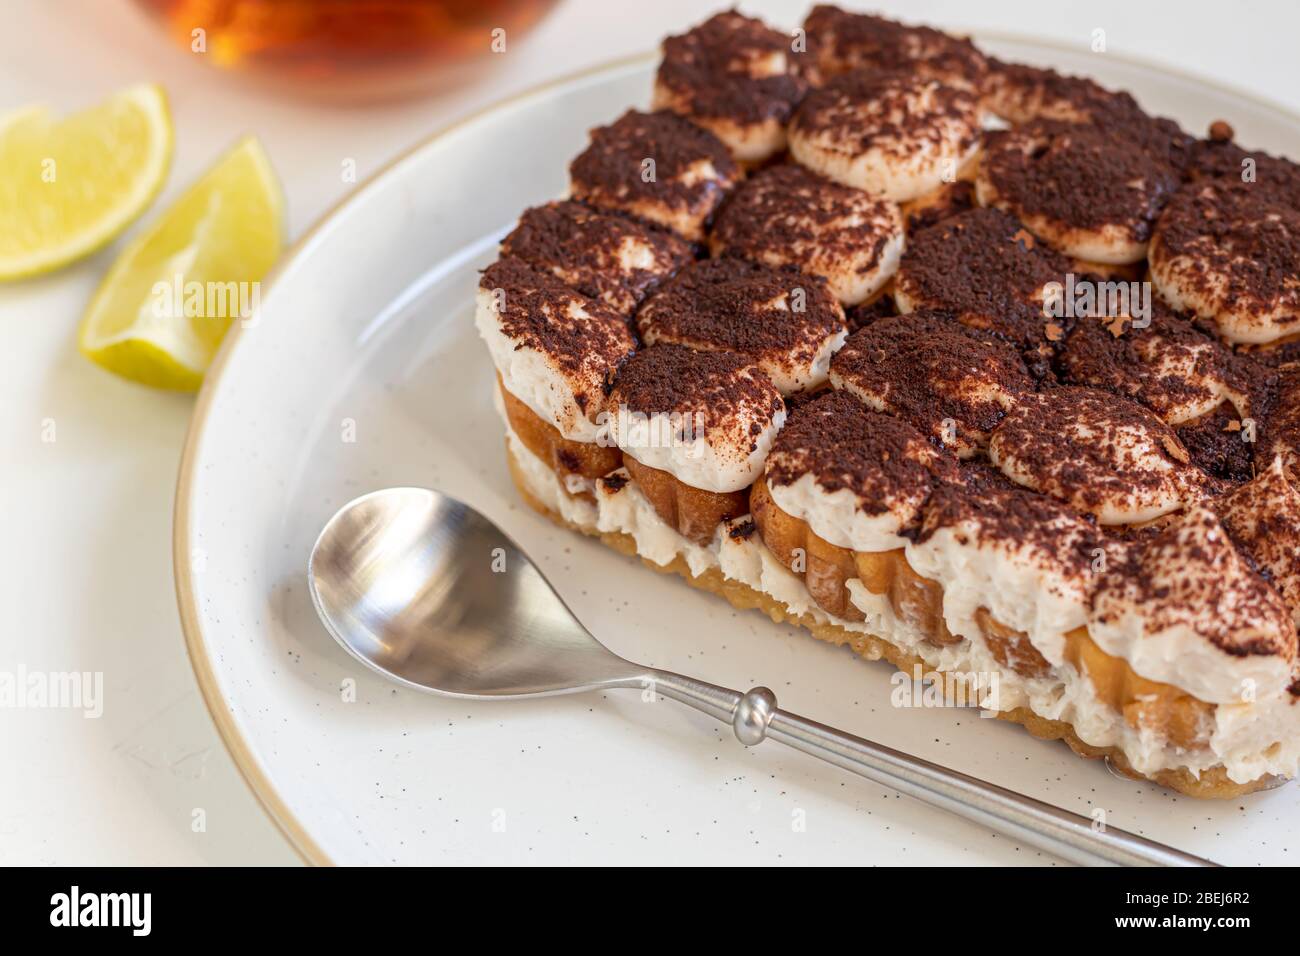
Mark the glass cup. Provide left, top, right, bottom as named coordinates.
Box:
left=131, top=0, right=560, bottom=100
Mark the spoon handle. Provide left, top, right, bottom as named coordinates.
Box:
left=647, top=671, right=1215, bottom=867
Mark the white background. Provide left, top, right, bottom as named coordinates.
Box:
left=1, top=0, right=1297, bottom=866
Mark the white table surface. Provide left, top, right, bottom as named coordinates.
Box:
left=2, top=0, right=1297, bottom=866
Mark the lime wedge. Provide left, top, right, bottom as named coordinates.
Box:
left=0, top=84, right=173, bottom=280
left=78, top=136, right=285, bottom=391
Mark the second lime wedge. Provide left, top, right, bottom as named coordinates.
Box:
left=79, top=136, right=285, bottom=391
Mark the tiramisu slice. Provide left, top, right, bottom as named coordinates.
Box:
left=477, top=257, right=634, bottom=486
left=479, top=4, right=1300, bottom=797
left=635, top=257, right=847, bottom=394
left=608, top=343, right=784, bottom=545
left=709, top=164, right=904, bottom=305
left=653, top=10, right=810, bottom=163
left=570, top=109, right=740, bottom=242
left=500, top=201, right=692, bottom=315
left=829, top=311, right=1032, bottom=458
left=788, top=68, right=983, bottom=202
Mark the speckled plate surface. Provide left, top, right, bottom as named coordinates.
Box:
left=175, top=39, right=1300, bottom=865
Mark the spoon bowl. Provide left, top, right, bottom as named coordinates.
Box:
left=308, top=487, right=641, bottom=698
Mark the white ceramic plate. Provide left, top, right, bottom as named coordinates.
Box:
left=176, top=38, right=1300, bottom=866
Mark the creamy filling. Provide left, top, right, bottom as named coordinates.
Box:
left=475, top=290, right=605, bottom=443
left=615, top=405, right=786, bottom=494
left=767, top=471, right=912, bottom=552
left=903, top=526, right=1086, bottom=670
left=506, top=423, right=871, bottom=622
left=503, top=422, right=1300, bottom=784
left=1086, top=608, right=1294, bottom=707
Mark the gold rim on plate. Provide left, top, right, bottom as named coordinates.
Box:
left=171, top=37, right=1300, bottom=867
